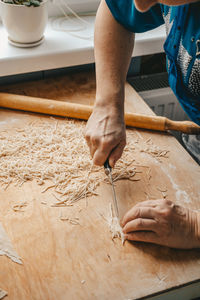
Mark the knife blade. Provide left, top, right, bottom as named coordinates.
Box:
left=104, top=159, right=119, bottom=219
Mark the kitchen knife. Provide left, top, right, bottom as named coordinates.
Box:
left=104, top=159, right=119, bottom=219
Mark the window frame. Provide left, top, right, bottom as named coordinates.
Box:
left=48, top=0, right=100, bottom=17
left=0, top=0, right=100, bottom=19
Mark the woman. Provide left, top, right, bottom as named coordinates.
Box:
left=85, top=0, right=200, bottom=249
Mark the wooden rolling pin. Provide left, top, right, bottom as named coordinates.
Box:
left=0, top=92, right=199, bottom=134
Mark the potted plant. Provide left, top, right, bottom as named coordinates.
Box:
left=0, top=0, right=48, bottom=47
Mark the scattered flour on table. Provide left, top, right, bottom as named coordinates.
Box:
left=139, top=137, right=169, bottom=161
left=0, top=222, right=22, bottom=264
left=160, top=165, right=191, bottom=203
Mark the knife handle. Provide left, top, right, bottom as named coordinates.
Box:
left=104, top=159, right=112, bottom=175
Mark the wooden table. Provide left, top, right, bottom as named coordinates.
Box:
left=0, top=71, right=200, bottom=300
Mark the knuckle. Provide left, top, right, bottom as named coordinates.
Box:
left=112, top=153, right=121, bottom=163
left=101, top=139, right=112, bottom=150
left=93, top=158, right=102, bottom=166
left=122, top=224, right=128, bottom=234
left=163, top=198, right=170, bottom=205
left=134, top=207, right=141, bottom=218
left=136, top=218, right=143, bottom=227
left=91, top=135, right=100, bottom=145
left=93, top=155, right=104, bottom=166
left=161, top=198, right=173, bottom=207
left=121, top=139, right=126, bottom=147
left=160, top=208, right=172, bottom=218
left=156, top=199, right=174, bottom=219
left=118, top=145, right=125, bottom=156
left=84, top=132, right=90, bottom=141
left=146, top=208, right=152, bottom=215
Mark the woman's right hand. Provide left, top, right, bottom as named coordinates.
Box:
left=84, top=103, right=126, bottom=167
left=84, top=0, right=135, bottom=167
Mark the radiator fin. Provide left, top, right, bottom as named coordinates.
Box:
left=128, top=72, right=169, bottom=92
left=139, top=87, right=189, bottom=121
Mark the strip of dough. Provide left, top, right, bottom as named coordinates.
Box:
left=107, top=204, right=125, bottom=244
left=0, top=288, right=8, bottom=299
left=0, top=223, right=22, bottom=264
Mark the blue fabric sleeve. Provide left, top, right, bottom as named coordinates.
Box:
left=105, top=0, right=164, bottom=33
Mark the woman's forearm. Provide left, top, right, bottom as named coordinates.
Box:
left=84, top=0, right=134, bottom=167
left=94, top=0, right=135, bottom=109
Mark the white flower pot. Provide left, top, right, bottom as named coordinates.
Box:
left=0, top=0, right=48, bottom=46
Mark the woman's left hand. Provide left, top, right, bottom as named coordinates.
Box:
left=121, top=199, right=200, bottom=249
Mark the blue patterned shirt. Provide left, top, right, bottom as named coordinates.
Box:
left=106, top=0, right=200, bottom=125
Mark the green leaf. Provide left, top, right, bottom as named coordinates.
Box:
left=3, top=0, right=15, bottom=4
left=30, top=0, right=41, bottom=6
left=1, top=0, right=42, bottom=5
left=23, top=1, right=31, bottom=6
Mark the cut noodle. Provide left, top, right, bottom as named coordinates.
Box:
left=0, top=118, right=138, bottom=208
left=107, top=203, right=125, bottom=244
left=0, top=116, right=169, bottom=242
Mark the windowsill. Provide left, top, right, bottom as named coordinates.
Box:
left=0, top=15, right=166, bottom=77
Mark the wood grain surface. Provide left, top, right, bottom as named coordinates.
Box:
left=0, top=70, right=200, bottom=300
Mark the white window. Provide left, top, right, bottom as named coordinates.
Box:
left=0, top=0, right=100, bottom=19
left=48, top=0, right=100, bottom=17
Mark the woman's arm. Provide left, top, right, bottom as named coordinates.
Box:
left=85, top=0, right=134, bottom=167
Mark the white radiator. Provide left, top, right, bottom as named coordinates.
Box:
left=139, top=87, right=190, bottom=121
left=128, top=71, right=189, bottom=122
left=138, top=86, right=192, bottom=145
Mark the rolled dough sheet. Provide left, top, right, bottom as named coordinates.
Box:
left=0, top=222, right=22, bottom=264
left=0, top=289, right=8, bottom=299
